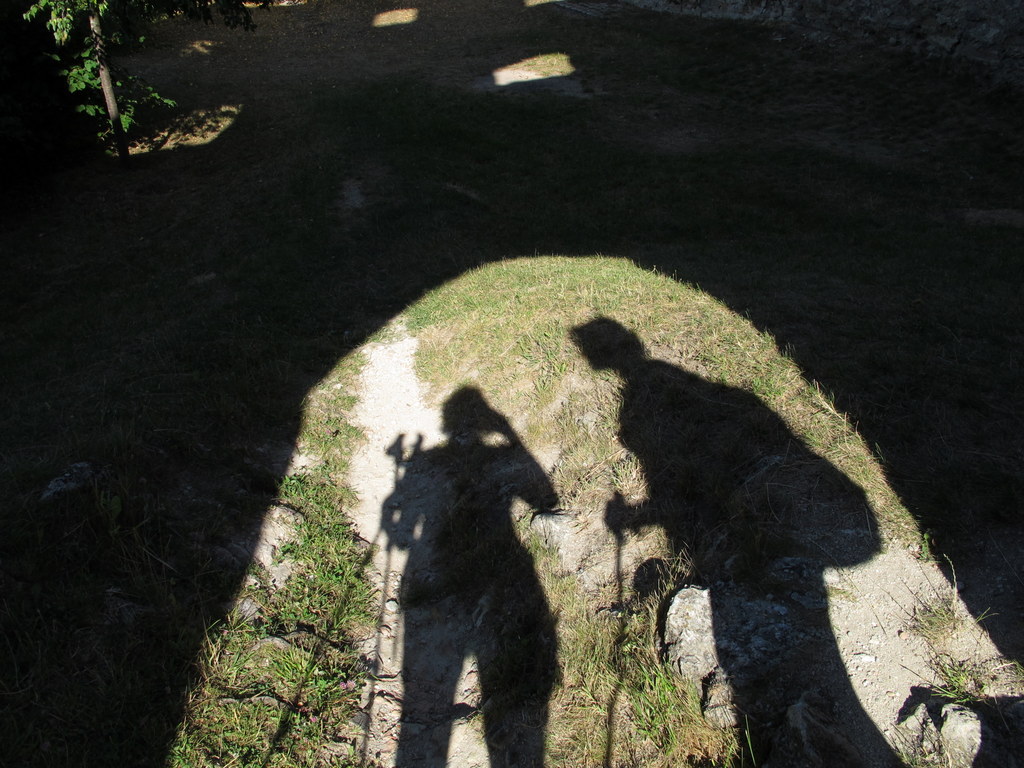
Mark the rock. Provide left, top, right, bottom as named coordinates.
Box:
left=349, top=709, right=371, bottom=730
left=266, top=560, right=294, bottom=589
left=788, top=590, right=827, bottom=610
left=927, top=33, right=962, bottom=54
left=529, top=509, right=596, bottom=578
left=529, top=510, right=576, bottom=553
left=711, top=592, right=805, bottom=688
left=286, top=450, right=321, bottom=476
left=897, top=694, right=1021, bottom=768
left=939, top=701, right=1024, bottom=768
left=663, top=586, right=718, bottom=683
left=252, top=505, right=303, bottom=588
left=663, top=583, right=811, bottom=716
left=212, top=544, right=247, bottom=570
left=340, top=179, right=366, bottom=210
left=940, top=704, right=982, bottom=768
left=1005, top=698, right=1024, bottom=736
left=103, top=587, right=149, bottom=626
left=232, top=596, right=262, bottom=623
left=896, top=698, right=942, bottom=763
left=742, top=454, right=784, bottom=484
left=317, top=741, right=357, bottom=765
left=39, top=461, right=108, bottom=502
left=765, top=690, right=863, bottom=768
left=767, top=556, right=817, bottom=584
left=703, top=669, right=737, bottom=728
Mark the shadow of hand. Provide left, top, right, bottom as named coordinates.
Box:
left=604, top=491, right=634, bottom=540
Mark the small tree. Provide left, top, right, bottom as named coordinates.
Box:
left=25, top=0, right=255, bottom=164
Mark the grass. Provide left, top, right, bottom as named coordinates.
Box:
left=907, top=567, right=1004, bottom=716
left=531, top=531, right=740, bottom=767
left=931, top=656, right=989, bottom=706
left=1, top=0, right=1023, bottom=765
left=152, top=356, right=375, bottom=767
left=402, top=255, right=910, bottom=762
left=911, top=579, right=963, bottom=648
left=407, top=256, right=909, bottom=541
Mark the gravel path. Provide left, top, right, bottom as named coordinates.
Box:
left=349, top=328, right=491, bottom=767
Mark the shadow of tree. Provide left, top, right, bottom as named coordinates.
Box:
left=1, top=0, right=1022, bottom=764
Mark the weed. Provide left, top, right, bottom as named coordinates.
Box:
left=913, top=601, right=960, bottom=647
left=896, top=739, right=945, bottom=768
left=932, top=656, right=987, bottom=705
left=915, top=529, right=938, bottom=562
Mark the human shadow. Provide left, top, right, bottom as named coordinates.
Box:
left=572, top=317, right=898, bottom=765
left=381, top=387, right=559, bottom=767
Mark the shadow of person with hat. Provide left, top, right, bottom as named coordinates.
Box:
left=572, top=316, right=898, bottom=766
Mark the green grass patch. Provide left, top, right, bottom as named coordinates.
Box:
left=402, top=255, right=912, bottom=762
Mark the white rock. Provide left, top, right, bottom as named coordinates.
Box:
left=663, top=586, right=718, bottom=682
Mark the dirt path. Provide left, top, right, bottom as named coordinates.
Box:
left=348, top=328, right=491, bottom=767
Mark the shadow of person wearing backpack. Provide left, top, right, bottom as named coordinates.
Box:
left=573, top=316, right=899, bottom=767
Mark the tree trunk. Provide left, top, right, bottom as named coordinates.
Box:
left=88, top=9, right=129, bottom=165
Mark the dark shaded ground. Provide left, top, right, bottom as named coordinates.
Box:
left=1, top=0, right=1022, bottom=764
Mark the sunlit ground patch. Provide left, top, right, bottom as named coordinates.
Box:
left=404, top=256, right=910, bottom=538
left=492, top=53, right=575, bottom=86
left=182, top=39, right=220, bottom=56
left=138, top=105, right=243, bottom=151
left=401, top=255, right=916, bottom=764
left=373, top=8, right=420, bottom=27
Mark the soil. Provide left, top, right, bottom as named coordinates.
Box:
left=348, top=330, right=492, bottom=766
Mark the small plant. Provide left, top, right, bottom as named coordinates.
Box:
left=932, top=656, right=986, bottom=705
left=914, top=529, right=938, bottom=562
left=60, top=35, right=176, bottom=141
left=911, top=592, right=960, bottom=646
left=897, top=741, right=944, bottom=768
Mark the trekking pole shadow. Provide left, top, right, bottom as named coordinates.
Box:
left=359, top=432, right=421, bottom=763
left=390, top=387, right=559, bottom=768
left=603, top=491, right=628, bottom=768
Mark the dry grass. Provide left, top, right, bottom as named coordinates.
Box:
left=405, top=255, right=914, bottom=763
left=409, top=256, right=909, bottom=541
